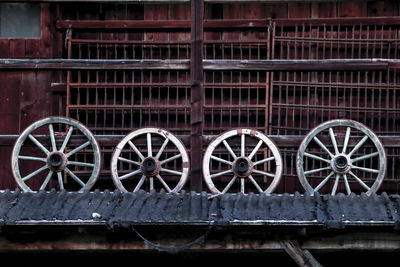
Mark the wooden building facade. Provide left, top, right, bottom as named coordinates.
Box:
left=1, top=0, right=400, bottom=195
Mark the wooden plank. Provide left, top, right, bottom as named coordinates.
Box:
left=0, top=58, right=395, bottom=71
left=57, top=19, right=269, bottom=29
left=0, top=59, right=190, bottom=70
left=280, top=240, right=322, bottom=267
left=288, top=2, right=311, bottom=18
left=57, top=17, right=400, bottom=30
left=1, top=135, right=400, bottom=148
left=56, top=20, right=192, bottom=29
left=203, top=59, right=390, bottom=71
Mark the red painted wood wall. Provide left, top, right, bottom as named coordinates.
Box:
left=1, top=1, right=399, bottom=192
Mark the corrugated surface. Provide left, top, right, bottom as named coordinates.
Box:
left=0, top=190, right=399, bottom=229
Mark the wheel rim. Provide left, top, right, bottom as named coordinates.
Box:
left=296, top=119, right=386, bottom=196
left=11, top=117, right=101, bottom=192
left=203, top=129, right=283, bottom=195
left=111, top=128, right=190, bottom=193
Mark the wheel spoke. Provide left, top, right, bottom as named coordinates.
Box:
left=240, top=177, right=245, bottom=193
left=314, top=172, right=334, bottom=192
left=343, top=174, right=351, bottom=195
left=313, top=136, right=334, bottom=158
left=48, top=124, right=57, bottom=152
left=254, top=156, right=275, bottom=166
left=67, top=161, right=95, bottom=168
left=351, top=152, right=379, bottom=163
left=241, top=134, right=245, bottom=157
left=147, top=132, right=152, bottom=157
left=133, top=175, right=146, bottom=192
left=128, top=141, right=145, bottom=160
left=342, top=127, right=351, bottom=153
left=156, top=174, right=172, bottom=193
left=65, top=141, right=91, bottom=158
left=248, top=140, right=263, bottom=160
left=348, top=171, right=371, bottom=191
left=28, top=134, right=50, bottom=155
left=303, top=166, right=331, bottom=176
left=65, top=168, right=86, bottom=187
left=155, top=138, right=169, bottom=159
left=40, top=170, right=54, bottom=191
left=248, top=175, right=263, bottom=193
left=351, top=165, right=380, bottom=174
left=160, top=154, right=181, bottom=165
left=21, top=165, right=48, bottom=182
left=304, top=152, right=330, bottom=164
left=118, top=157, right=140, bottom=166
left=119, top=169, right=142, bottom=180
left=252, top=169, right=275, bottom=178
left=210, top=169, right=232, bottom=178
left=149, top=177, right=154, bottom=191
left=223, top=140, right=237, bottom=160
left=18, top=155, right=46, bottom=162
left=331, top=174, right=340, bottom=195
left=57, top=172, right=64, bottom=190
left=348, top=135, right=369, bottom=157
left=329, top=128, right=339, bottom=155
left=59, top=126, right=74, bottom=153
left=210, top=155, right=232, bottom=166
left=160, top=168, right=183, bottom=176
left=221, top=175, right=238, bottom=194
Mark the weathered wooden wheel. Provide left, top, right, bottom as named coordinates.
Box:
left=297, top=119, right=386, bottom=196
left=111, top=128, right=189, bottom=193
left=11, top=117, right=101, bottom=192
left=203, top=129, right=283, bottom=195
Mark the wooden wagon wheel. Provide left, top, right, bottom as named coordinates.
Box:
left=203, top=129, right=283, bottom=195
left=11, top=117, right=101, bottom=192
left=111, top=128, right=190, bottom=193
left=297, top=119, right=386, bottom=196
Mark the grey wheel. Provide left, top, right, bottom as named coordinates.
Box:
left=203, top=129, right=283, bottom=195
left=11, top=117, right=101, bottom=192
left=296, top=119, right=386, bottom=196
left=111, top=128, right=190, bottom=193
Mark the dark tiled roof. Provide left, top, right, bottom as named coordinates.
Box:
left=0, top=189, right=399, bottom=229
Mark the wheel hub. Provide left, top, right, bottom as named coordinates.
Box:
left=46, top=151, right=68, bottom=172
left=232, top=157, right=253, bottom=177
left=140, top=157, right=161, bottom=176
left=331, top=154, right=352, bottom=174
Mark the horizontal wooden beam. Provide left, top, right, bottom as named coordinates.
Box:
left=56, top=16, right=400, bottom=30
left=203, top=59, right=394, bottom=71
left=0, top=59, right=190, bottom=70
left=57, top=19, right=268, bottom=30
left=0, top=229, right=398, bottom=252
left=2, top=134, right=400, bottom=148
left=57, top=20, right=191, bottom=30
left=1, top=58, right=399, bottom=71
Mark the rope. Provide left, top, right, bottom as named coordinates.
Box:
left=131, top=226, right=212, bottom=254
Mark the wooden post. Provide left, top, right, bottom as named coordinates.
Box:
left=190, top=0, right=204, bottom=192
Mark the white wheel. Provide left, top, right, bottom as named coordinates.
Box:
left=203, top=129, right=283, bottom=194
left=111, top=128, right=190, bottom=193
left=11, top=117, right=101, bottom=192
left=297, top=119, right=386, bottom=196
